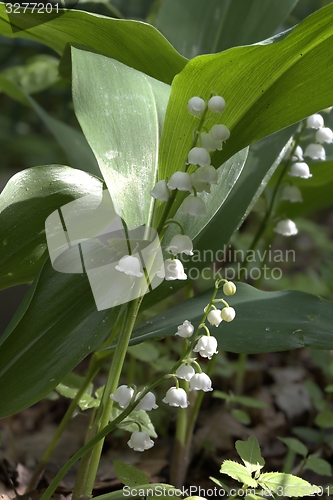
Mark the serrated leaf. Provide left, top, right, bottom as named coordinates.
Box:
left=236, top=436, right=265, bottom=474
left=209, top=476, right=230, bottom=493
left=278, top=437, right=308, bottom=458
left=112, top=408, right=157, bottom=438
left=259, top=472, right=320, bottom=497
left=72, top=47, right=170, bottom=228
left=113, top=460, right=149, bottom=487
left=220, top=460, right=257, bottom=487
left=304, top=456, right=332, bottom=476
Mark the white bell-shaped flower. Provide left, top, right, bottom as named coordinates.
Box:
left=188, top=147, right=211, bottom=167
left=157, top=258, right=187, bottom=281
left=306, top=114, right=324, bottom=129
left=210, top=124, right=230, bottom=142
left=208, top=95, right=226, bottom=114
left=175, top=320, right=194, bottom=338
left=274, top=219, right=298, bottom=236
left=166, top=234, right=194, bottom=256
left=221, top=306, right=236, bottom=322
left=223, top=281, right=237, bottom=296
left=115, top=255, right=143, bottom=278
left=192, top=166, right=218, bottom=185
left=315, top=127, right=333, bottom=144
left=167, top=172, right=193, bottom=192
left=162, top=387, right=189, bottom=408
left=200, top=132, right=220, bottom=152
left=127, top=430, right=154, bottom=452
left=293, top=145, right=304, bottom=161
left=150, top=180, right=170, bottom=201
left=207, top=309, right=222, bottom=327
left=179, top=196, right=206, bottom=217
left=135, top=391, right=158, bottom=411
left=187, top=96, right=206, bottom=117
left=110, top=385, right=134, bottom=409
left=304, top=143, right=326, bottom=160
left=281, top=186, right=303, bottom=203
left=289, top=162, right=312, bottom=179
left=191, top=174, right=211, bottom=193
left=189, top=372, right=213, bottom=392
left=193, top=335, right=218, bottom=359
left=175, top=364, right=195, bottom=381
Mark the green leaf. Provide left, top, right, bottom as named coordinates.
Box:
left=127, top=342, right=160, bottom=362
left=278, top=437, right=308, bottom=458
left=55, top=373, right=99, bottom=411
left=325, top=384, right=333, bottom=392
left=304, top=455, right=332, bottom=476
left=213, top=391, right=267, bottom=409
left=209, top=476, right=230, bottom=493
left=231, top=409, right=251, bottom=425
left=0, top=259, right=119, bottom=418
left=315, top=410, right=333, bottom=429
left=220, top=460, right=257, bottom=488
left=0, top=165, right=103, bottom=291
left=113, top=408, right=157, bottom=438
left=259, top=472, right=320, bottom=497
left=1, top=55, right=59, bottom=94
left=292, top=427, right=321, bottom=444
left=235, top=436, right=265, bottom=473
left=113, top=460, right=149, bottom=487
left=132, top=283, right=333, bottom=353
left=158, top=4, right=333, bottom=184
left=0, top=6, right=186, bottom=84
left=72, top=47, right=170, bottom=227
left=151, top=0, right=298, bottom=57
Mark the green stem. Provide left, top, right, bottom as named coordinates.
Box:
left=234, top=353, right=248, bottom=395
left=72, top=299, right=141, bottom=500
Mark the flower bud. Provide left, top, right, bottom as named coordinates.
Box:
left=207, top=309, right=222, bottom=327
left=115, top=255, right=143, bottom=278
left=179, top=196, right=206, bottom=217
left=306, top=113, right=324, bottom=129
left=188, top=147, right=211, bottom=167
left=162, top=387, right=189, bottom=408
left=192, top=165, right=218, bottom=185
left=304, top=143, right=326, bottom=160
left=223, top=281, right=236, bottom=296
left=150, top=180, right=170, bottom=201
left=208, top=95, right=226, bottom=114
left=110, top=385, right=134, bottom=409
left=175, top=320, right=194, bottom=338
left=189, top=372, right=213, bottom=392
left=166, top=234, right=194, bottom=256
left=315, top=127, right=333, bottom=144
left=135, top=391, right=158, bottom=411
left=187, top=96, right=206, bottom=117
left=193, top=335, right=218, bottom=359
left=274, top=219, right=298, bottom=236
left=221, top=306, right=236, bottom=322
left=210, top=124, right=230, bottom=142
left=168, top=172, right=193, bottom=192
left=176, top=364, right=195, bottom=381
left=281, top=186, right=303, bottom=203
left=157, top=259, right=187, bottom=281
left=288, top=162, right=312, bottom=179
left=127, top=430, right=154, bottom=452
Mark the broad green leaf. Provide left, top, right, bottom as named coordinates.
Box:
left=213, top=391, right=267, bottom=409
left=278, top=437, right=308, bottom=458
left=259, top=472, right=320, bottom=497
left=292, top=427, right=321, bottom=444
left=235, top=436, right=265, bottom=473
left=127, top=342, right=159, bottom=362
left=113, top=408, right=157, bottom=438
left=72, top=47, right=170, bottom=227
left=0, top=259, right=119, bottom=418
left=158, top=4, right=333, bottom=187
left=0, top=75, right=99, bottom=175
left=151, top=0, right=298, bottom=57
left=304, top=455, right=332, bottom=476
left=315, top=410, right=333, bottom=428
left=1, top=55, right=59, bottom=94
left=113, top=460, right=149, bottom=487
left=0, top=6, right=186, bottom=84
left=0, top=165, right=103, bottom=291
left=220, top=460, right=257, bottom=488
left=132, top=283, right=333, bottom=353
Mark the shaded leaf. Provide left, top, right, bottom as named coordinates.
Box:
left=304, top=455, right=332, bottom=476
left=278, top=437, right=308, bottom=458
left=235, top=436, right=265, bottom=473
left=113, top=460, right=149, bottom=487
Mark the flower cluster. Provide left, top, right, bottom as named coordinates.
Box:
left=162, top=280, right=237, bottom=409
left=150, top=94, right=230, bottom=218
left=274, top=108, right=332, bottom=237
